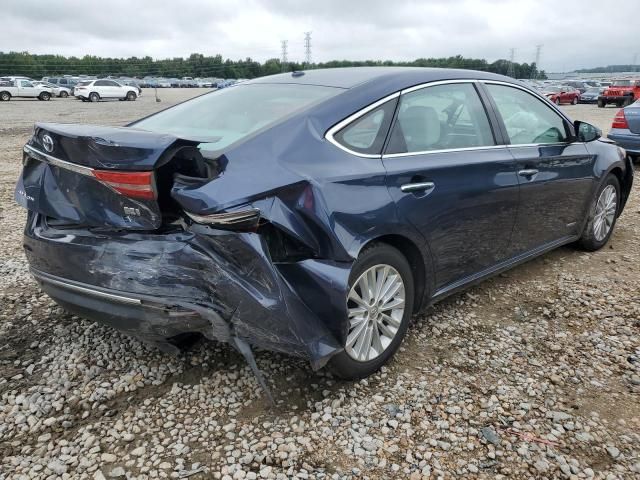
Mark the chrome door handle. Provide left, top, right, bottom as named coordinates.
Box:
left=518, top=169, right=539, bottom=177
left=400, top=181, right=435, bottom=193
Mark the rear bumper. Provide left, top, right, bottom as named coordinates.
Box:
left=23, top=213, right=350, bottom=368
left=608, top=130, right=640, bottom=155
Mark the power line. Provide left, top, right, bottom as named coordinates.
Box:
left=533, top=44, right=543, bottom=79
left=506, top=48, right=515, bottom=77
left=281, top=40, right=288, bottom=72
left=304, top=32, right=312, bottom=67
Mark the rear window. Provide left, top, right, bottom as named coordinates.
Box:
left=133, top=83, right=341, bottom=151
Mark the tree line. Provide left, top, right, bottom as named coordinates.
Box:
left=0, top=51, right=546, bottom=80
left=576, top=64, right=639, bottom=73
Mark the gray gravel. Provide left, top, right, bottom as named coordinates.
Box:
left=1, top=91, right=639, bottom=479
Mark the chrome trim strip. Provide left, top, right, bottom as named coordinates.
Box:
left=324, top=92, right=400, bottom=159
left=31, top=270, right=142, bottom=305
left=400, top=78, right=477, bottom=95
left=24, top=144, right=95, bottom=177
left=383, top=144, right=508, bottom=159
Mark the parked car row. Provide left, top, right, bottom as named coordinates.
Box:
left=520, top=77, right=640, bottom=108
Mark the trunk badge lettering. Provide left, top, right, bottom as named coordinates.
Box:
left=124, top=206, right=141, bottom=217
left=42, top=134, right=54, bottom=153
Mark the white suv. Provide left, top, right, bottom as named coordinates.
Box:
left=74, top=79, right=138, bottom=102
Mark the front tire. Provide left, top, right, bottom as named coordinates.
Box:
left=60, top=91, right=68, bottom=98
left=328, top=243, right=414, bottom=380
left=38, top=92, right=51, bottom=101
left=554, top=97, right=560, bottom=105
left=597, top=99, right=605, bottom=108
left=126, top=91, right=136, bottom=101
left=578, top=174, right=621, bottom=251
left=572, top=96, right=578, bottom=105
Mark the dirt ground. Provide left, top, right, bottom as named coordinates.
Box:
left=0, top=90, right=638, bottom=480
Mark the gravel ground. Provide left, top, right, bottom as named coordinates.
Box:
left=1, top=91, right=639, bottom=480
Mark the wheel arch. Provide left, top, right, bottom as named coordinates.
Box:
left=358, top=233, right=432, bottom=313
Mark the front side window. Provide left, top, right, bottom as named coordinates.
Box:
left=486, top=84, right=569, bottom=145
left=134, top=83, right=341, bottom=151
left=20, top=80, right=33, bottom=87
left=386, top=83, right=495, bottom=154
left=333, top=99, right=396, bottom=155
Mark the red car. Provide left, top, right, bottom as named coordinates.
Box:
left=598, top=78, right=640, bottom=108
left=542, top=86, right=580, bottom=105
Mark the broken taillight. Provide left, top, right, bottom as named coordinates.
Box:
left=92, top=170, right=156, bottom=199
left=611, top=109, right=629, bottom=129
left=185, top=208, right=261, bottom=231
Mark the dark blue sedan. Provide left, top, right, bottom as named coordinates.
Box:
left=15, top=67, right=634, bottom=381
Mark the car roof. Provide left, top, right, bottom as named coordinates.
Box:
left=247, top=67, right=513, bottom=90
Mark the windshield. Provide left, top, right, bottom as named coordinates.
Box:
left=585, top=88, right=600, bottom=93
left=612, top=80, right=632, bottom=86
left=133, top=83, right=341, bottom=150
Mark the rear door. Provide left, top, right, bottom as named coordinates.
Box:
left=482, top=82, right=596, bottom=255
left=380, top=81, right=520, bottom=291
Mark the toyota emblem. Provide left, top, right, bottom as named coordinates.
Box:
left=42, top=134, right=54, bottom=153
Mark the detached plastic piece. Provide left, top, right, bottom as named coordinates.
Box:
left=231, top=336, right=275, bottom=407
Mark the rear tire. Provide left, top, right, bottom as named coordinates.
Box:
left=328, top=243, right=414, bottom=380
left=578, top=174, right=621, bottom=251
left=89, top=92, right=99, bottom=102
left=0, top=91, right=10, bottom=101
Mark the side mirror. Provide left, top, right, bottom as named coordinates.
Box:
left=574, top=121, right=601, bottom=142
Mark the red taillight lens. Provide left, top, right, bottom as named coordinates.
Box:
left=92, top=170, right=156, bottom=199
left=611, top=109, right=629, bottom=129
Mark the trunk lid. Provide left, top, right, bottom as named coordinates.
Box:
left=15, top=123, right=211, bottom=230
left=625, top=104, right=640, bottom=134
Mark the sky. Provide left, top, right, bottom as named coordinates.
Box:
left=1, top=0, right=637, bottom=73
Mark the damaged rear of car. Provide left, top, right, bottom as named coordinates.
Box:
left=15, top=75, right=424, bottom=382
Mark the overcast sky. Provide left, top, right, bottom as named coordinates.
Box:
left=2, top=0, right=637, bottom=72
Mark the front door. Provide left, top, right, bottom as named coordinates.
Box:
left=382, top=82, right=520, bottom=291
left=483, top=82, right=597, bottom=254
left=18, top=80, right=38, bottom=97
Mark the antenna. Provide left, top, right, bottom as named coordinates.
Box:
left=506, top=48, right=516, bottom=78
left=281, top=40, right=288, bottom=72
left=304, top=31, right=312, bottom=67
left=533, top=44, right=543, bottom=79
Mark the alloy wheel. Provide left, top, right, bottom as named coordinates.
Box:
left=345, top=264, right=405, bottom=362
left=593, top=185, right=617, bottom=241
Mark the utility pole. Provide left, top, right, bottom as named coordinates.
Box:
left=633, top=53, right=638, bottom=72
left=304, top=32, right=312, bottom=68
left=281, top=40, right=288, bottom=72
left=506, top=48, right=516, bottom=78
left=533, top=44, right=543, bottom=79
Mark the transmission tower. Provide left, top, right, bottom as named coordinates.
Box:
left=506, top=48, right=516, bottom=78
left=281, top=40, right=288, bottom=72
left=304, top=32, right=312, bottom=67
left=533, top=44, right=543, bottom=79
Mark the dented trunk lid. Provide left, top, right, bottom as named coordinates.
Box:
left=15, top=123, right=208, bottom=230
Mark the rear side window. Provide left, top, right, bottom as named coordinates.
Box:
left=486, top=84, right=569, bottom=145
left=386, top=83, right=495, bottom=154
left=333, top=99, right=397, bottom=155
left=134, top=84, right=341, bottom=151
